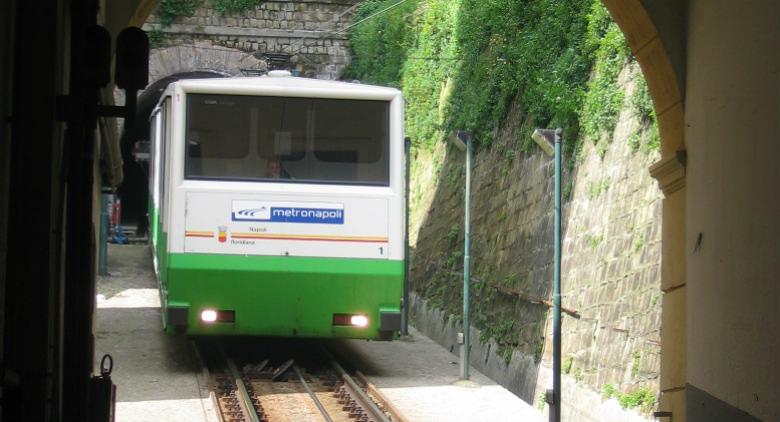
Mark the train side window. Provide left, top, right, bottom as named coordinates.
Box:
left=160, top=97, right=171, bottom=224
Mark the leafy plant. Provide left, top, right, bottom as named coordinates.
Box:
left=158, top=0, right=202, bottom=26
left=580, top=19, right=630, bottom=142
left=213, top=0, right=263, bottom=15
left=447, top=224, right=460, bottom=246
left=633, top=233, right=645, bottom=253
left=146, top=28, right=166, bottom=48
left=631, top=75, right=654, bottom=122
left=586, top=233, right=603, bottom=248
left=603, top=383, right=617, bottom=399
left=643, top=123, right=661, bottom=154
left=627, top=131, right=641, bottom=152
left=563, top=356, right=574, bottom=374
left=618, top=388, right=656, bottom=412
left=631, top=350, right=641, bottom=377
left=587, top=179, right=609, bottom=199
left=537, top=391, right=547, bottom=410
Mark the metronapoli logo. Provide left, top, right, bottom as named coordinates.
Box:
left=231, top=200, right=344, bottom=224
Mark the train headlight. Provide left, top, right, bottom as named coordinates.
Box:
left=350, top=315, right=369, bottom=328
left=200, top=309, right=218, bottom=323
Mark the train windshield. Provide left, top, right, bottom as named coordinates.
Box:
left=184, top=94, right=390, bottom=185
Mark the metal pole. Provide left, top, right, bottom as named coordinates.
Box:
left=460, top=137, right=472, bottom=380
left=98, top=192, right=109, bottom=276
left=402, top=137, right=411, bottom=336
left=552, top=128, right=563, bottom=422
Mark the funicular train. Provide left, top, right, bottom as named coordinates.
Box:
left=148, top=71, right=404, bottom=340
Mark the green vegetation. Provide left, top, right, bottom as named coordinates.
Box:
left=627, top=131, right=642, bottom=152
left=644, top=124, right=661, bottom=154
left=479, top=319, right=518, bottom=365
left=603, top=383, right=617, bottom=399
left=158, top=0, right=202, bottom=26
left=537, top=391, right=546, bottom=410
left=157, top=0, right=264, bottom=27
left=446, top=250, right=463, bottom=268
left=573, top=367, right=583, bottom=382
left=213, top=0, right=263, bottom=15
left=580, top=15, right=630, bottom=143
left=348, top=0, right=662, bottom=399
left=633, top=232, right=645, bottom=253
left=603, top=383, right=657, bottom=412
left=587, top=179, right=610, bottom=199
left=631, top=76, right=654, bottom=122
left=563, top=182, right=574, bottom=202
left=447, top=224, right=460, bottom=246
left=563, top=356, right=574, bottom=374
left=346, top=0, right=638, bottom=156
left=631, top=350, right=641, bottom=377
left=146, top=28, right=166, bottom=48
left=619, top=388, right=656, bottom=412
left=586, top=233, right=603, bottom=248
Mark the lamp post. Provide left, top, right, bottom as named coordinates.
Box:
left=450, top=130, right=473, bottom=381
left=532, top=128, right=562, bottom=422
left=402, top=137, right=411, bottom=336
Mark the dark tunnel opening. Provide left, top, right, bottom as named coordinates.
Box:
left=117, top=71, right=226, bottom=237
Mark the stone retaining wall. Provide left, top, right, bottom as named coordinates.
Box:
left=408, top=63, right=661, bottom=421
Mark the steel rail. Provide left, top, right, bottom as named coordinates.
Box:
left=329, top=359, right=390, bottom=422
left=220, top=345, right=261, bottom=422
left=355, top=371, right=408, bottom=422
left=293, top=364, right=335, bottom=422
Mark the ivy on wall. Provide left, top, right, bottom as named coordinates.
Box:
left=346, top=0, right=662, bottom=412
left=345, top=0, right=658, bottom=157
left=158, top=0, right=203, bottom=26
left=213, top=0, right=264, bottom=15
left=157, top=0, right=263, bottom=27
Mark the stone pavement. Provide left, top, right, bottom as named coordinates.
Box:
left=95, top=244, right=542, bottom=421
left=330, top=328, right=544, bottom=422
left=95, top=244, right=218, bottom=422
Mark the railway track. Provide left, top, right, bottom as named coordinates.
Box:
left=196, top=340, right=403, bottom=422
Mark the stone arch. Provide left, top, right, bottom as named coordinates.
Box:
left=148, top=43, right=266, bottom=88
left=603, top=1, right=687, bottom=420
left=603, top=0, right=684, bottom=155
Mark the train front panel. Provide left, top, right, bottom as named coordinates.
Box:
left=152, top=77, right=405, bottom=340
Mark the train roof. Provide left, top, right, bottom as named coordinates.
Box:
left=165, top=73, right=402, bottom=100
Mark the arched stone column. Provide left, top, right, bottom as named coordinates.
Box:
left=603, top=1, right=687, bottom=420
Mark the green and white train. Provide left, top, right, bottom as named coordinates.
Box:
left=148, top=71, right=404, bottom=340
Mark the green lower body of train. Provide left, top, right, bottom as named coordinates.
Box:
left=153, top=230, right=404, bottom=340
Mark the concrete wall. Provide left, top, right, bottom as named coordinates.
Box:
left=684, top=1, right=780, bottom=421
left=408, top=63, right=663, bottom=421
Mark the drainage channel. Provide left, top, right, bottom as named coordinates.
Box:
left=196, top=339, right=403, bottom=422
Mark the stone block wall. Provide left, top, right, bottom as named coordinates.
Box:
left=143, top=0, right=360, bottom=79
left=409, top=63, right=662, bottom=420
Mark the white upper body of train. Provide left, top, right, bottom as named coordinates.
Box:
left=149, top=71, right=405, bottom=262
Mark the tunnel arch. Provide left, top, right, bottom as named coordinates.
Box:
left=603, top=0, right=684, bottom=156
left=147, top=43, right=267, bottom=88
left=601, top=0, right=687, bottom=418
